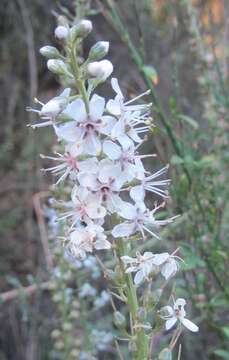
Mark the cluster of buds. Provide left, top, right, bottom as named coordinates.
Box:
left=29, top=13, right=199, bottom=359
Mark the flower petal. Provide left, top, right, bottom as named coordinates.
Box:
left=99, top=115, right=116, bottom=136
left=111, top=222, right=135, bottom=238
left=106, top=99, right=121, bottom=116
left=119, top=202, right=137, bottom=220
left=103, top=140, right=121, bottom=160
left=64, top=98, right=86, bottom=122
left=134, top=270, right=144, bottom=285
left=165, top=317, right=177, bottom=331
left=55, top=122, right=83, bottom=143
left=181, top=318, right=199, bottom=332
left=111, top=78, right=123, bottom=99
left=89, top=94, right=105, bottom=120
left=83, top=133, right=101, bottom=156
left=130, top=185, right=145, bottom=203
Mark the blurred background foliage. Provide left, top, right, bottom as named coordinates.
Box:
left=0, top=0, right=229, bottom=359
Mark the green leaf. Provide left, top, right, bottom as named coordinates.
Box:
left=213, top=349, right=229, bottom=359
left=178, top=114, right=199, bottom=130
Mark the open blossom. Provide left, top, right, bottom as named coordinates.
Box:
left=159, top=298, right=199, bottom=332
left=78, top=159, right=125, bottom=213
left=112, top=201, right=177, bottom=239
left=111, top=109, right=151, bottom=150
left=66, top=224, right=111, bottom=260
left=121, top=252, right=155, bottom=285
left=58, top=186, right=106, bottom=227
left=107, top=78, right=151, bottom=116
left=130, top=164, right=170, bottom=202
left=27, top=88, right=70, bottom=128
left=103, top=140, right=155, bottom=182
left=121, top=251, right=181, bottom=284
left=55, top=94, right=116, bottom=156
left=40, top=152, right=98, bottom=184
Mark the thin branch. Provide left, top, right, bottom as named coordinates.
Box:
left=0, top=282, right=51, bottom=303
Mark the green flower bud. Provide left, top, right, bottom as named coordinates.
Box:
left=88, top=41, right=109, bottom=61
left=47, top=59, right=68, bottom=75
left=113, top=311, right=126, bottom=329
left=40, top=46, right=61, bottom=59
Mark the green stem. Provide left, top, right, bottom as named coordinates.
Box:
left=117, top=238, right=149, bottom=360
left=70, top=46, right=90, bottom=114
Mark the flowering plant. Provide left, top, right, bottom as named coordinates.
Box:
left=28, top=11, right=199, bottom=359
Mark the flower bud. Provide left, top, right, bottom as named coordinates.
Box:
left=47, top=59, right=68, bottom=75
left=113, top=311, right=126, bottom=329
left=62, top=322, right=73, bottom=332
left=88, top=41, right=110, bottom=61
left=51, top=329, right=61, bottom=339
left=70, top=19, right=92, bottom=42
left=78, top=19, right=93, bottom=35
left=40, top=46, right=61, bottom=59
left=87, top=59, right=113, bottom=80
left=54, top=340, right=64, bottom=350
left=54, top=25, right=69, bottom=40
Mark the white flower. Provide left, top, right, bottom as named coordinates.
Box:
left=121, top=251, right=181, bottom=284
left=66, top=224, right=111, bottom=260
left=54, top=25, right=69, bottom=40
left=107, top=78, right=151, bottom=116
left=78, top=159, right=125, bottom=213
left=58, top=186, right=106, bottom=227
left=40, top=152, right=98, bottom=185
left=103, top=140, right=150, bottom=182
left=112, top=201, right=176, bottom=239
left=87, top=60, right=113, bottom=80
left=121, top=252, right=155, bottom=285
left=27, top=88, right=70, bottom=128
left=130, top=165, right=170, bottom=202
left=55, top=94, right=116, bottom=156
left=159, top=298, right=199, bottom=332
left=111, top=109, right=152, bottom=149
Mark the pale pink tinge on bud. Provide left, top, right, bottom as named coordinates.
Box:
left=87, top=60, right=113, bottom=80
left=54, top=25, right=69, bottom=40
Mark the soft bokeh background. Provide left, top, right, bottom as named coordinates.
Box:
left=0, top=0, right=229, bottom=359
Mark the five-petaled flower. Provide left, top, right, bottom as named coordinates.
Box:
left=159, top=298, right=199, bottom=332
